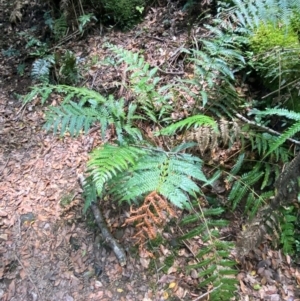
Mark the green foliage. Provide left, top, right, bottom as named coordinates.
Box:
left=105, top=43, right=172, bottom=122
left=231, top=0, right=300, bottom=31
left=53, top=14, right=68, bottom=41
left=78, top=13, right=97, bottom=34
left=181, top=209, right=237, bottom=300
left=89, top=144, right=209, bottom=209
left=25, top=84, right=142, bottom=140
left=102, top=0, right=145, bottom=29
left=250, top=23, right=299, bottom=54
left=227, top=162, right=274, bottom=217
left=55, top=50, right=81, bottom=85
left=279, top=206, right=297, bottom=254
left=31, top=55, right=55, bottom=83
left=159, top=115, right=218, bottom=136
left=248, top=23, right=300, bottom=87
left=253, top=108, right=300, bottom=156
left=176, top=22, right=245, bottom=114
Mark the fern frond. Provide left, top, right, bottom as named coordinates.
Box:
left=182, top=215, right=237, bottom=300
left=159, top=115, right=218, bottom=136
left=266, top=122, right=300, bottom=156
left=81, top=175, right=97, bottom=213
left=31, top=58, right=53, bottom=83
left=88, top=144, right=146, bottom=195
left=44, top=101, right=101, bottom=136
left=253, top=108, right=300, bottom=121
left=110, top=149, right=208, bottom=209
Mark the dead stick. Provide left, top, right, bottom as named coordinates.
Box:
left=235, top=113, right=300, bottom=145
left=78, top=174, right=126, bottom=266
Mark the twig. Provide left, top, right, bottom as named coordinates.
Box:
left=146, top=35, right=165, bottom=42
left=157, top=67, right=184, bottom=75
left=192, top=283, right=222, bottom=301
left=262, top=78, right=300, bottom=99
left=0, top=157, right=10, bottom=179
left=235, top=113, right=300, bottom=145
left=78, top=174, right=127, bottom=266
left=15, top=254, right=41, bottom=299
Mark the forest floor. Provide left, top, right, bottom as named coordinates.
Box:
left=0, top=1, right=300, bottom=301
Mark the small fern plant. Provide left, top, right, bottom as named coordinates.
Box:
left=103, top=43, right=173, bottom=123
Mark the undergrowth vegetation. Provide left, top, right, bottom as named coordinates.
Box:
left=21, top=0, right=300, bottom=299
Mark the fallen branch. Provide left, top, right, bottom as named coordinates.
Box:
left=235, top=113, right=300, bottom=146
left=78, top=174, right=127, bottom=266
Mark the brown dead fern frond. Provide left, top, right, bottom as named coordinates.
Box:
left=186, top=119, right=241, bottom=154
left=125, top=191, right=176, bottom=246
left=10, top=0, right=27, bottom=23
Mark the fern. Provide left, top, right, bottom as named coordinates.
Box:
left=88, top=144, right=146, bottom=197
left=231, top=0, right=300, bottom=31
left=104, top=43, right=172, bottom=122
left=24, top=84, right=107, bottom=105
left=31, top=56, right=54, bottom=83
left=88, top=142, right=211, bottom=208
left=159, top=115, right=218, bottom=136
left=109, top=149, right=209, bottom=208
left=252, top=108, right=300, bottom=156
left=181, top=208, right=237, bottom=300
left=44, top=101, right=102, bottom=136
left=279, top=206, right=297, bottom=254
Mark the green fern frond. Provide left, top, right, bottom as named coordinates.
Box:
left=159, top=115, right=218, bottom=136
left=266, top=122, right=300, bottom=156
left=231, top=0, right=298, bottom=31
left=280, top=206, right=297, bottom=254
left=88, top=144, right=146, bottom=195
left=44, top=101, right=101, bottom=136
left=104, top=43, right=172, bottom=122
left=82, top=175, right=97, bottom=213
left=31, top=57, right=54, bottom=83
left=24, top=84, right=107, bottom=106
left=253, top=108, right=300, bottom=121
left=112, top=151, right=208, bottom=208
left=182, top=219, right=237, bottom=300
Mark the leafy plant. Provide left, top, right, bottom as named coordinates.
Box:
left=31, top=55, right=55, bottom=83
left=102, top=0, right=145, bottom=29
left=181, top=206, right=237, bottom=301
left=104, top=43, right=173, bottom=123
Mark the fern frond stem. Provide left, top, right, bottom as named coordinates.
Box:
left=192, top=283, right=222, bottom=301
left=235, top=113, right=300, bottom=145
left=262, top=78, right=300, bottom=99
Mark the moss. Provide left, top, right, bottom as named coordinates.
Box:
left=248, top=22, right=300, bottom=110
left=290, top=9, right=300, bottom=41
left=250, top=23, right=299, bottom=54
